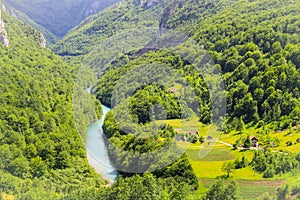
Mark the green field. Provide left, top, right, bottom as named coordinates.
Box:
left=184, top=145, right=300, bottom=199
left=187, top=148, right=235, bottom=161
left=198, top=178, right=286, bottom=200
left=161, top=117, right=300, bottom=199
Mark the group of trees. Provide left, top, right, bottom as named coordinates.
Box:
left=90, top=0, right=300, bottom=134
left=251, top=150, right=300, bottom=178
left=203, top=180, right=239, bottom=200
left=63, top=172, right=196, bottom=200
left=88, top=0, right=300, bottom=198
left=191, top=0, right=300, bottom=130
left=1, top=0, right=299, bottom=199
left=102, top=110, right=199, bottom=187
left=0, top=12, right=104, bottom=199
left=230, top=150, right=300, bottom=179
left=222, top=150, right=300, bottom=179
left=221, top=156, right=249, bottom=178
left=129, top=84, right=182, bottom=123
left=93, top=50, right=209, bottom=122
left=257, top=184, right=300, bottom=200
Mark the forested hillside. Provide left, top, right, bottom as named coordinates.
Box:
left=52, top=0, right=300, bottom=199
left=0, top=0, right=58, bottom=44
left=53, top=0, right=166, bottom=56
left=1, top=0, right=300, bottom=199
left=0, top=11, right=104, bottom=199
left=190, top=0, right=300, bottom=131
left=2, top=0, right=120, bottom=38
left=56, top=0, right=300, bottom=129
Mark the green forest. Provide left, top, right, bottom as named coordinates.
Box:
left=0, top=0, right=300, bottom=199
left=0, top=12, right=104, bottom=199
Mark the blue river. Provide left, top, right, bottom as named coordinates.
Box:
left=86, top=104, right=118, bottom=183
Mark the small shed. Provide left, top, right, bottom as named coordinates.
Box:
left=189, top=130, right=198, bottom=135
left=168, top=87, right=176, bottom=93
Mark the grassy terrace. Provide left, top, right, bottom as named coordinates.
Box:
left=157, top=116, right=300, bottom=199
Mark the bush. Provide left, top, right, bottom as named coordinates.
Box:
left=291, top=186, right=300, bottom=196
left=257, top=120, right=265, bottom=128
left=234, top=156, right=248, bottom=169
left=243, top=137, right=251, bottom=148
left=286, top=141, right=293, bottom=146
left=257, top=192, right=273, bottom=200
left=263, top=166, right=274, bottom=178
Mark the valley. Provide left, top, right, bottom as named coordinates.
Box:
left=0, top=0, right=299, bottom=199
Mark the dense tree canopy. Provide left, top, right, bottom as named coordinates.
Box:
left=0, top=11, right=103, bottom=199
left=1, top=0, right=300, bottom=199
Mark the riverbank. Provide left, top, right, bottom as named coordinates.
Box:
left=86, top=104, right=118, bottom=183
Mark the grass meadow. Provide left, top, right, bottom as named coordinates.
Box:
left=158, top=117, right=300, bottom=199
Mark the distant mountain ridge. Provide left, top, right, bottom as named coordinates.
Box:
left=1, top=0, right=120, bottom=39
left=0, top=0, right=58, bottom=44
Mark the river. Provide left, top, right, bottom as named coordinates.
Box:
left=86, top=104, right=118, bottom=183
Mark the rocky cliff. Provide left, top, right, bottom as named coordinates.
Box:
left=146, top=0, right=162, bottom=7
left=138, top=0, right=163, bottom=7
left=40, top=33, right=46, bottom=48
left=0, top=8, right=48, bottom=48
left=0, top=9, right=9, bottom=47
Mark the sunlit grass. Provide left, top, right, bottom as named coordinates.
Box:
left=2, top=193, right=15, bottom=200
left=186, top=147, right=235, bottom=162
left=198, top=178, right=287, bottom=200
left=271, top=129, right=300, bottom=153
left=160, top=117, right=300, bottom=198
left=190, top=160, right=225, bottom=178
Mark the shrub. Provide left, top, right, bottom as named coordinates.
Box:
left=286, top=141, right=293, bottom=146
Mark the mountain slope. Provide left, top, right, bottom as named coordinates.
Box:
left=3, top=0, right=120, bottom=38
left=190, top=0, right=300, bottom=129
left=0, top=0, right=58, bottom=44
left=55, top=0, right=300, bottom=130
left=53, top=0, right=167, bottom=56
left=0, top=10, right=104, bottom=199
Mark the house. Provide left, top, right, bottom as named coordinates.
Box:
left=250, top=136, right=258, bottom=147
left=189, top=130, right=198, bottom=135
left=168, top=87, right=176, bottom=93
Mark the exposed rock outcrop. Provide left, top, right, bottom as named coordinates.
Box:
left=40, top=33, right=46, bottom=48
left=146, top=0, right=162, bottom=7
left=1, top=4, right=17, bottom=17
left=0, top=10, right=9, bottom=47
left=138, top=0, right=163, bottom=7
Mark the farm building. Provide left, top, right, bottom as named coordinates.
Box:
left=168, top=87, right=176, bottom=93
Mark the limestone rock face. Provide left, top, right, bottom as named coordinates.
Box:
left=146, top=0, right=162, bottom=7
left=0, top=10, right=9, bottom=47
left=40, top=33, right=46, bottom=48
left=138, top=0, right=163, bottom=7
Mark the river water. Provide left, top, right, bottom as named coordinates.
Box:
left=86, top=104, right=118, bottom=183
